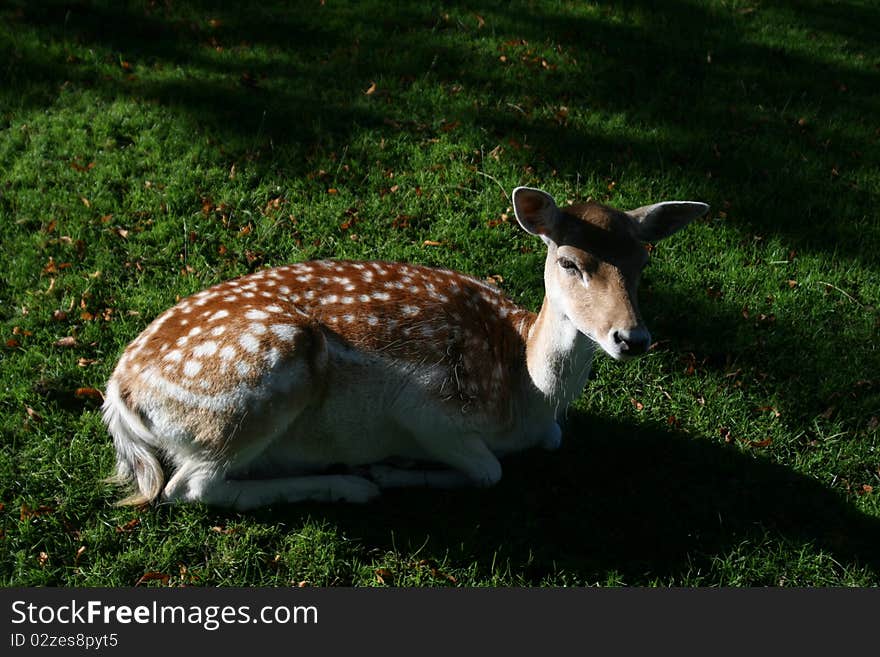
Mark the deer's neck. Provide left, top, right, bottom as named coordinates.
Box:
left=525, top=296, right=596, bottom=416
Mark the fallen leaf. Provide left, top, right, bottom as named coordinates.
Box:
left=115, top=518, right=141, bottom=533
left=21, top=504, right=54, bottom=520
left=862, top=484, right=874, bottom=494
left=375, top=568, right=394, bottom=585
left=77, top=357, right=98, bottom=367
left=54, top=336, right=77, bottom=348
left=719, top=427, right=733, bottom=443
left=423, top=240, right=443, bottom=247
left=6, top=339, right=20, bottom=348
left=746, top=437, right=773, bottom=448
left=297, top=580, right=309, bottom=587
left=52, top=310, right=68, bottom=321
left=75, top=387, right=105, bottom=402
left=80, top=197, right=91, bottom=208
left=135, top=571, right=170, bottom=587
left=26, top=407, right=43, bottom=423
left=755, top=406, right=781, bottom=418
left=364, top=81, right=377, bottom=95
left=631, top=398, right=644, bottom=411
left=74, top=545, right=86, bottom=564
left=38, top=551, right=49, bottom=567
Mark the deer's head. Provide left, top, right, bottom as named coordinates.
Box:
left=513, top=187, right=708, bottom=361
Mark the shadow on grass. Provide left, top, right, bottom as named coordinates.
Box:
left=253, top=411, right=880, bottom=585
left=4, top=0, right=879, bottom=260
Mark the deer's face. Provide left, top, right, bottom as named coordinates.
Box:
left=544, top=205, right=652, bottom=360
left=512, top=187, right=709, bottom=362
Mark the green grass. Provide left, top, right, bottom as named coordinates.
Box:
left=1, top=0, right=878, bottom=587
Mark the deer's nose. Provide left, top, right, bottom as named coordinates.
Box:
left=611, top=327, right=651, bottom=356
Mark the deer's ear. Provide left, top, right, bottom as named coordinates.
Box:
left=627, top=201, right=709, bottom=242
left=512, top=187, right=560, bottom=239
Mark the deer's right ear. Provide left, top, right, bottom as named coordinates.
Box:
left=512, top=187, right=559, bottom=239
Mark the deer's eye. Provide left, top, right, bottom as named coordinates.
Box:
left=558, top=257, right=579, bottom=273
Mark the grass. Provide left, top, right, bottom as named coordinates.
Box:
left=1, top=0, right=878, bottom=587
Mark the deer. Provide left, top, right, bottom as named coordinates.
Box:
left=102, top=187, right=708, bottom=509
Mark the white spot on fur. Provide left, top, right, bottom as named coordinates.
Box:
left=211, top=325, right=227, bottom=336
left=239, top=333, right=260, bottom=353
left=246, top=309, right=268, bottom=320
left=265, top=304, right=282, bottom=313
left=209, top=309, right=229, bottom=322
left=249, top=322, right=267, bottom=335
left=270, top=324, right=299, bottom=341
left=220, top=345, right=236, bottom=360
left=183, top=360, right=203, bottom=377
left=402, top=305, right=420, bottom=317
left=236, top=361, right=251, bottom=376
left=163, top=349, right=184, bottom=363
left=193, top=341, right=218, bottom=357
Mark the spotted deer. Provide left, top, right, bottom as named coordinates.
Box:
left=102, top=187, right=708, bottom=509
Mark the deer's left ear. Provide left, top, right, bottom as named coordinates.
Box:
left=627, top=201, right=709, bottom=242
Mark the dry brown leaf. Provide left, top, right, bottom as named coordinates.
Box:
left=135, top=571, right=170, bottom=587
left=54, top=336, right=76, bottom=348
left=746, top=437, right=773, bottom=448
left=74, top=545, right=86, bottom=564
left=423, top=240, right=443, bottom=247
left=375, top=568, right=394, bottom=585
left=75, top=387, right=105, bottom=402
left=631, top=398, right=644, bottom=411
left=115, top=518, right=141, bottom=533
left=38, top=551, right=49, bottom=567
left=80, top=197, right=91, bottom=208
left=26, top=407, right=43, bottom=423
left=364, top=81, right=377, bottom=95
left=21, top=504, right=54, bottom=520
left=755, top=406, right=781, bottom=417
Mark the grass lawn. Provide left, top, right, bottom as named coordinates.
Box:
left=1, top=0, right=878, bottom=587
